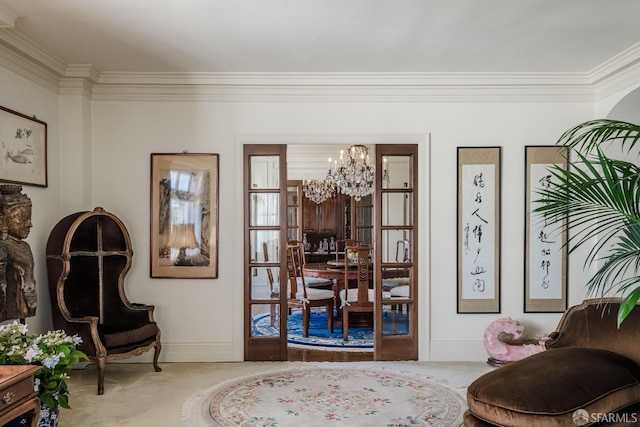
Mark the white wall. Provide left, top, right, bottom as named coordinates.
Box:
left=88, top=99, right=597, bottom=362
left=0, top=66, right=62, bottom=335
left=1, top=57, right=638, bottom=361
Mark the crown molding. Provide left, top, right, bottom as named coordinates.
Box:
left=590, top=42, right=640, bottom=100
left=0, top=29, right=66, bottom=77
left=0, top=26, right=638, bottom=103
left=0, top=3, right=19, bottom=28
left=89, top=76, right=595, bottom=103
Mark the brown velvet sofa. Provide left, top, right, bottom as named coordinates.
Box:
left=465, top=298, right=640, bottom=426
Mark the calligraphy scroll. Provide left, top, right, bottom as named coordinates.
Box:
left=525, top=146, right=568, bottom=312
left=457, top=147, right=501, bottom=313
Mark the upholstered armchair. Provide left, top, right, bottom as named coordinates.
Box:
left=46, top=208, right=162, bottom=395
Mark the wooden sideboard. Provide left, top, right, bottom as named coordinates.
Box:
left=0, top=365, right=40, bottom=427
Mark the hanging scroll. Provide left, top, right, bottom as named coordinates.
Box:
left=524, top=146, right=568, bottom=312
left=457, top=147, right=501, bottom=313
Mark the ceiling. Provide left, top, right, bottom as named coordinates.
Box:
left=1, top=0, right=640, bottom=75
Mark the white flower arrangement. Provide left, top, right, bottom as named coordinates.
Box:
left=0, top=321, right=87, bottom=410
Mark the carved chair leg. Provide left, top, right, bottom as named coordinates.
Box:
left=152, top=342, right=162, bottom=372
left=96, top=357, right=106, bottom=395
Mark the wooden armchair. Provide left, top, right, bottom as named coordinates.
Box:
left=46, top=208, right=162, bottom=395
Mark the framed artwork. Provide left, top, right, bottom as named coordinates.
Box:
left=524, top=146, right=568, bottom=312
left=457, top=147, right=501, bottom=313
left=150, top=153, right=219, bottom=278
left=0, top=106, right=47, bottom=187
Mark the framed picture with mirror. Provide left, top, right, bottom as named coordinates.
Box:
left=150, top=153, right=219, bottom=278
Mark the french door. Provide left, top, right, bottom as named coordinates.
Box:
left=243, top=144, right=288, bottom=360
left=244, top=143, right=419, bottom=361
left=375, top=144, right=418, bottom=360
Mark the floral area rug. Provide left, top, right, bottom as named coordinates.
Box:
left=181, top=366, right=465, bottom=426
left=252, top=308, right=409, bottom=350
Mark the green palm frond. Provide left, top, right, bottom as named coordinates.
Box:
left=534, top=150, right=640, bottom=268
left=558, top=119, right=640, bottom=154
left=587, top=224, right=640, bottom=299
left=536, top=119, right=640, bottom=325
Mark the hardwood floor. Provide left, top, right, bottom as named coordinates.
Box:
left=287, top=345, right=373, bottom=361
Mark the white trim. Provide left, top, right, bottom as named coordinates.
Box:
left=0, top=28, right=638, bottom=102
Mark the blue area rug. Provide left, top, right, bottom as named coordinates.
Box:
left=252, top=308, right=408, bottom=349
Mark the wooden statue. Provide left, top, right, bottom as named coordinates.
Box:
left=0, top=184, right=36, bottom=321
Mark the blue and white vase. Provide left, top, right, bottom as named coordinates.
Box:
left=37, top=403, right=59, bottom=427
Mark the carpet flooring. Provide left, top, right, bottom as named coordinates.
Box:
left=252, top=308, right=409, bottom=350
left=184, top=366, right=467, bottom=426
left=63, top=361, right=494, bottom=427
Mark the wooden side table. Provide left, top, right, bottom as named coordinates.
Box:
left=0, top=365, right=40, bottom=427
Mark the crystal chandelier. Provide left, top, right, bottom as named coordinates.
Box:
left=328, top=144, right=374, bottom=201
left=302, top=179, right=335, bottom=204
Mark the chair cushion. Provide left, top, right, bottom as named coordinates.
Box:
left=467, top=347, right=640, bottom=427
left=390, top=285, right=410, bottom=297
left=382, top=277, right=410, bottom=289
left=339, top=288, right=374, bottom=304
left=298, top=276, right=333, bottom=288
left=296, top=287, right=334, bottom=301
left=99, top=322, right=159, bottom=349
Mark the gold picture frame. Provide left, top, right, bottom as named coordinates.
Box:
left=0, top=105, right=47, bottom=187
left=457, top=147, right=501, bottom=313
left=150, top=153, right=219, bottom=278
left=524, top=145, right=568, bottom=312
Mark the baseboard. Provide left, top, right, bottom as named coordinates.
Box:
left=79, top=341, right=487, bottom=364
left=109, top=342, right=237, bottom=363
left=428, top=340, right=488, bottom=362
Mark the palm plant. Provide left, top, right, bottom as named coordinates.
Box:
left=535, top=119, right=640, bottom=326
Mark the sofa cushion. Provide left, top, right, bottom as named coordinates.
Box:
left=467, top=347, right=640, bottom=427
left=99, top=322, right=158, bottom=349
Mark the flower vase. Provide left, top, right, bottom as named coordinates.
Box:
left=37, top=403, right=59, bottom=427
left=5, top=403, right=58, bottom=427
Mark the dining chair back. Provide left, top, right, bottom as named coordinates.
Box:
left=335, top=239, right=362, bottom=263
left=286, top=242, right=334, bottom=338
left=339, top=245, right=374, bottom=341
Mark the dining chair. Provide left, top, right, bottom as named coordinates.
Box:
left=287, top=239, right=334, bottom=289
left=286, top=242, right=334, bottom=338
left=335, top=239, right=362, bottom=263
left=339, top=245, right=374, bottom=341
left=262, top=242, right=280, bottom=327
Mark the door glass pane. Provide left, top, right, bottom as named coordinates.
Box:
left=356, top=206, right=373, bottom=226
left=382, top=156, right=411, bottom=189
left=250, top=193, right=280, bottom=226
left=381, top=230, right=411, bottom=263
left=355, top=228, right=372, bottom=245
left=250, top=156, right=280, bottom=189
left=287, top=185, right=298, bottom=205
left=382, top=266, right=411, bottom=301
left=250, top=304, right=280, bottom=337
left=382, top=192, right=412, bottom=226
left=251, top=267, right=280, bottom=300
left=251, top=230, right=280, bottom=263
left=287, top=206, right=298, bottom=226
left=382, top=303, right=410, bottom=336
